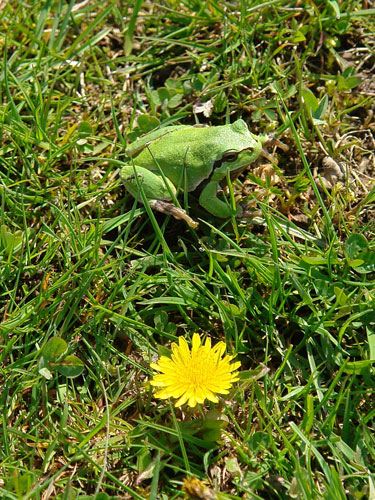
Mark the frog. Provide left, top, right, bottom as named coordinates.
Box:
left=121, top=119, right=268, bottom=228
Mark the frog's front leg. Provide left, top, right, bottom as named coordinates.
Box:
left=198, top=180, right=241, bottom=218
left=121, top=165, right=198, bottom=229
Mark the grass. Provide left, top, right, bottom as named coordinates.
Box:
left=1, top=0, right=375, bottom=498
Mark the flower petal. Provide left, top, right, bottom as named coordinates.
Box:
left=151, top=334, right=241, bottom=408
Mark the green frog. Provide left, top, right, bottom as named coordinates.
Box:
left=121, top=119, right=267, bottom=228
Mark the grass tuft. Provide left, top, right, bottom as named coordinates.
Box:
left=1, top=1, right=375, bottom=498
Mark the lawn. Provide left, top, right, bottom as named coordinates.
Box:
left=1, top=1, right=375, bottom=499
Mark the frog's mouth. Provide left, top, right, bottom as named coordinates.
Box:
left=210, top=159, right=246, bottom=185
left=215, top=144, right=279, bottom=186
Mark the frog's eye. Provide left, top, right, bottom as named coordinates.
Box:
left=221, top=152, right=239, bottom=162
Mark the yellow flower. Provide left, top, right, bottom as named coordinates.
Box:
left=150, top=333, right=241, bottom=408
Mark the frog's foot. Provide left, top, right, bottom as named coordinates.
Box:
left=150, top=200, right=198, bottom=229
left=263, top=134, right=289, bottom=151
left=260, top=135, right=289, bottom=165
left=239, top=209, right=262, bottom=220
left=236, top=204, right=262, bottom=222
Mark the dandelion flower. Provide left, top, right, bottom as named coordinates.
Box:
left=150, top=333, right=241, bottom=408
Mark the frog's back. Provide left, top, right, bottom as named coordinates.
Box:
left=134, top=125, right=227, bottom=191
left=126, top=125, right=192, bottom=157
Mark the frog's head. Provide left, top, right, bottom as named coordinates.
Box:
left=210, top=119, right=266, bottom=183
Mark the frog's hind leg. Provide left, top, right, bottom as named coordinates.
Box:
left=121, top=165, right=198, bottom=228
left=121, top=165, right=176, bottom=201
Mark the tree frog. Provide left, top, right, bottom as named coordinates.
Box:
left=121, top=119, right=267, bottom=228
